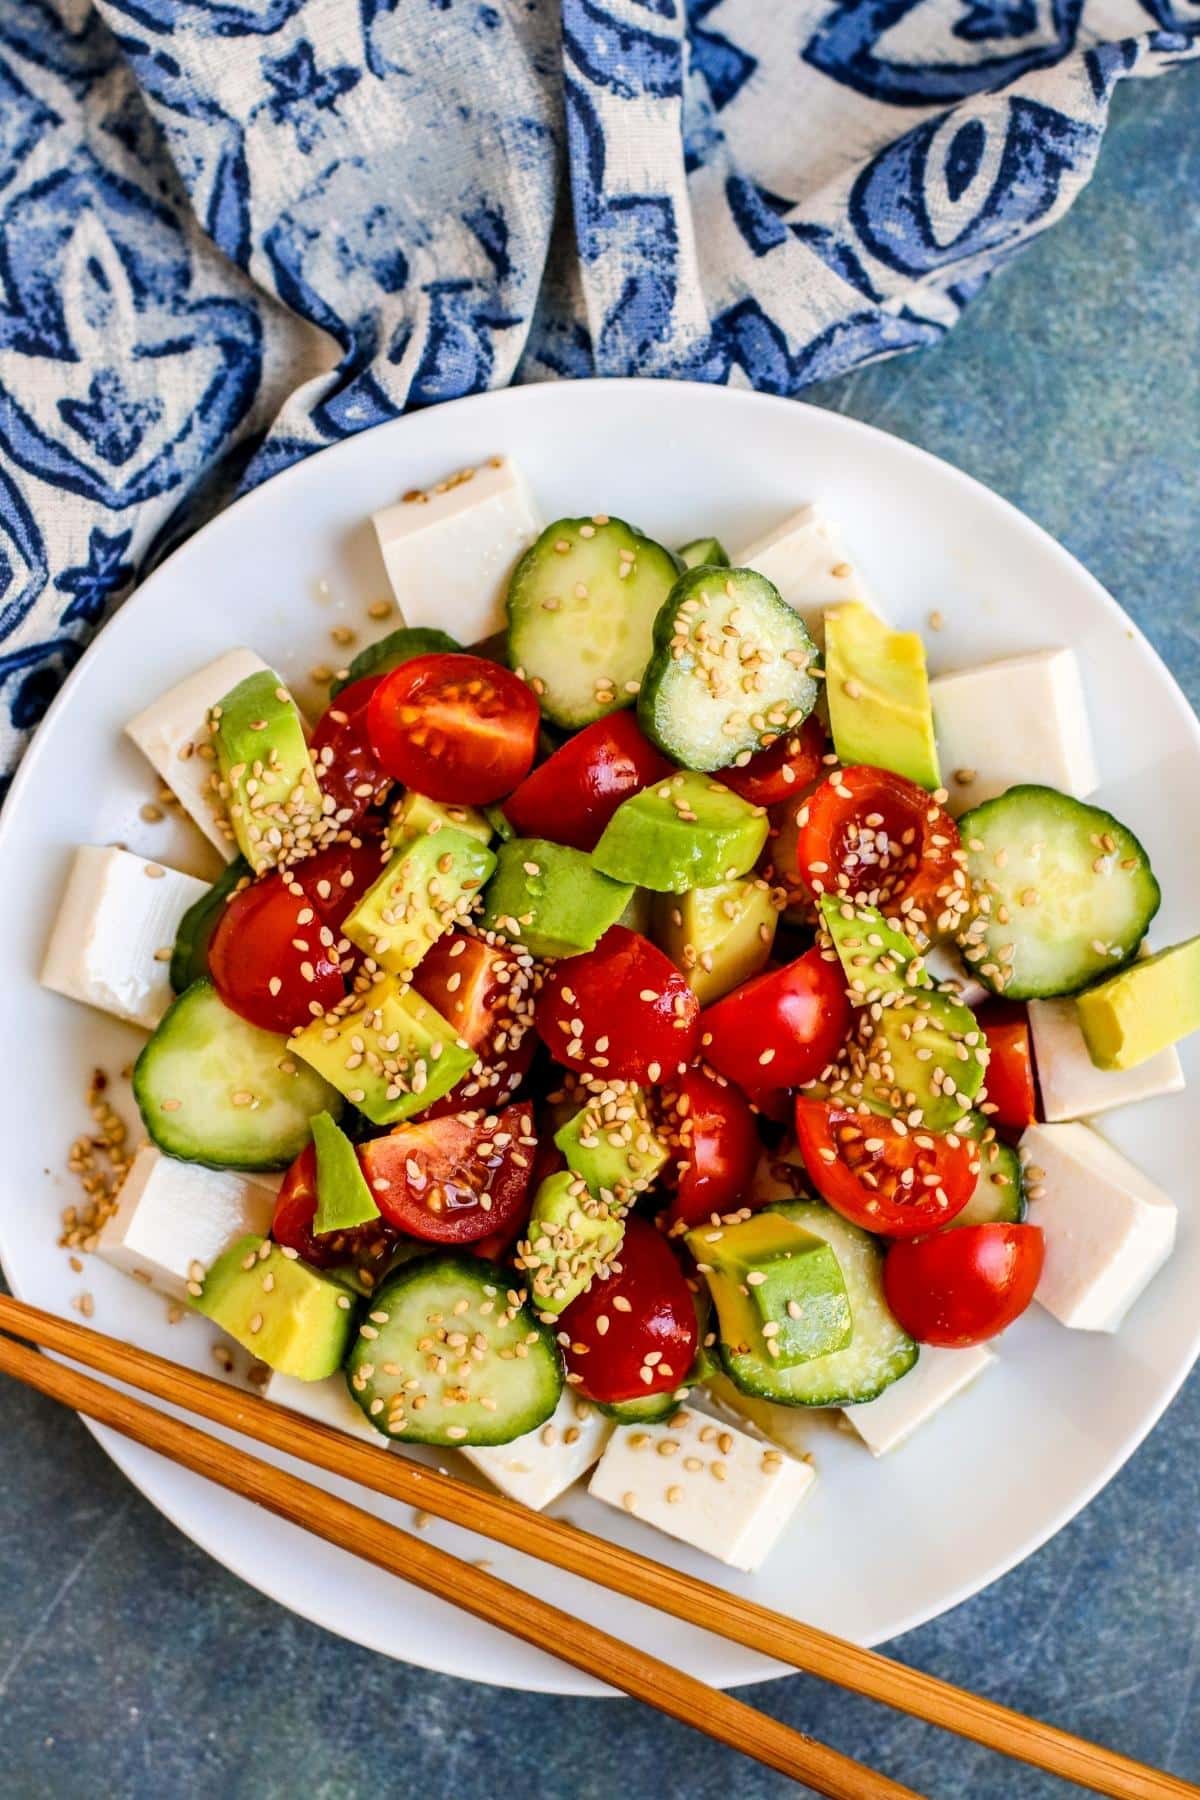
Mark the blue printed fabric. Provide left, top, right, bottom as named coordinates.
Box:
left=0, top=0, right=1195, bottom=782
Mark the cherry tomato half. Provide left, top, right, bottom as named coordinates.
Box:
left=296, top=836, right=388, bottom=928
left=358, top=1102, right=537, bottom=1244
left=793, top=1098, right=978, bottom=1238
left=883, top=1223, right=1044, bottom=1346
left=367, top=653, right=539, bottom=804
left=976, top=1003, right=1037, bottom=1138
left=210, top=874, right=345, bottom=1034
left=795, top=766, right=968, bottom=934
left=309, top=676, right=391, bottom=827
left=271, top=1144, right=395, bottom=1276
left=660, top=1065, right=761, bottom=1230
left=411, top=932, right=538, bottom=1115
left=559, top=1214, right=698, bottom=1404
left=701, top=948, right=851, bottom=1092
left=717, top=715, right=828, bottom=808
left=535, top=925, right=701, bottom=1083
left=503, top=711, right=674, bottom=852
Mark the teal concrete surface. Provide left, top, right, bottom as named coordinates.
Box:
left=1, top=67, right=1197, bottom=1800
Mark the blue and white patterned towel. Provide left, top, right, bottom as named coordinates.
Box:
left=0, top=0, right=1195, bottom=787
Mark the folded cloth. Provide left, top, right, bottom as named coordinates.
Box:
left=0, top=0, right=1194, bottom=785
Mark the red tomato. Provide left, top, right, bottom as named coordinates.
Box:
left=358, top=1103, right=537, bottom=1244
left=700, top=949, right=851, bottom=1092
left=295, top=836, right=386, bottom=928
left=271, top=1144, right=395, bottom=1275
left=309, top=677, right=392, bottom=827
left=559, top=1214, right=698, bottom=1404
left=884, top=1224, right=1044, bottom=1346
left=209, top=874, right=346, bottom=1033
left=367, top=653, right=539, bottom=804
left=502, top=712, right=674, bottom=851
left=411, top=932, right=539, bottom=1114
left=793, top=1098, right=978, bottom=1238
left=977, top=1003, right=1037, bottom=1137
left=795, top=766, right=968, bottom=935
left=717, top=715, right=827, bottom=808
left=535, top=926, right=701, bottom=1083
left=660, top=1066, right=761, bottom=1230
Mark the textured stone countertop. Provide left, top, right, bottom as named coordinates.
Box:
left=2, top=67, right=1197, bottom=1800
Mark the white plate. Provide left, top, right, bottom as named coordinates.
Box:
left=2, top=379, right=1197, bottom=1696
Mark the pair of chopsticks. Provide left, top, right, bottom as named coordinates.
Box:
left=0, top=1294, right=1192, bottom=1800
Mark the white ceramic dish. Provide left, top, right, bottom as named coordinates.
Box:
left=1, top=379, right=1197, bottom=1696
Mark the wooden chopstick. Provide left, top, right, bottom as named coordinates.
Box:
left=0, top=1323, right=915, bottom=1800
left=2, top=1297, right=1195, bottom=1800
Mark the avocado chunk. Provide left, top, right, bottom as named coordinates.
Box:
left=677, top=536, right=729, bottom=570
left=687, top=1213, right=852, bottom=1368
left=387, top=790, right=492, bottom=851
left=818, top=894, right=929, bottom=1006
left=653, top=877, right=777, bottom=1005
left=194, top=1233, right=353, bottom=1378
left=291, top=975, right=475, bottom=1126
left=592, top=771, right=768, bottom=893
left=343, top=827, right=496, bottom=976
left=824, top=603, right=940, bottom=791
left=848, top=989, right=988, bottom=1132
left=311, top=1110, right=380, bottom=1234
left=1076, top=934, right=1200, bottom=1071
left=480, top=838, right=632, bottom=958
left=616, top=886, right=653, bottom=935
left=554, top=1084, right=668, bottom=1201
left=516, top=1170, right=626, bottom=1316
left=210, top=669, right=325, bottom=873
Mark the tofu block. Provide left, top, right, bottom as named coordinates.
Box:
left=922, top=941, right=989, bottom=1010
left=125, top=648, right=270, bottom=857
left=372, top=456, right=540, bottom=646
left=263, top=1370, right=388, bottom=1445
left=734, top=505, right=874, bottom=642
left=842, top=1345, right=994, bottom=1456
left=931, top=648, right=1098, bottom=816
left=589, top=1404, right=815, bottom=1571
left=1022, top=1122, right=1177, bottom=1331
left=40, top=846, right=208, bottom=1031
left=96, top=1145, right=276, bottom=1300
left=460, top=1390, right=613, bottom=1510
left=1029, top=997, right=1185, bottom=1122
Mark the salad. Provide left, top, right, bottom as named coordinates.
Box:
left=41, top=458, right=1200, bottom=1574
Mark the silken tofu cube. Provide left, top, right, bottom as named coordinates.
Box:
left=930, top=648, right=1098, bottom=816
left=1022, top=1123, right=1177, bottom=1331
left=589, top=1405, right=815, bottom=1571
left=96, top=1145, right=276, bottom=1300
left=842, top=1345, right=994, bottom=1456
left=461, top=1390, right=613, bottom=1509
left=733, top=505, right=874, bottom=643
left=372, top=457, right=541, bottom=646
left=1028, top=997, right=1184, bottom=1123
left=40, top=847, right=208, bottom=1031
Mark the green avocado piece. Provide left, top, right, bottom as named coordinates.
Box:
left=687, top=1212, right=852, bottom=1369
left=343, top=827, right=496, bottom=976
left=291, top=975, right=475, bottom=1126
left=818, top=894, right=930, bottom=1006
left=677, top=536, right=729, bottom=570
left=331, top=626, right=461, bottom=698
left=592, top=771, right=768, bottom=894
left=653, top=877, right=777, bottom=1005
left=169, top=855, right=251, bottom=994
left=516, top=1170, right=626, bottom=1317
left=209, top=670, right=325, bottom=874
left=824, top=603, right=940, bottom=791
left=193, top=1234, right=353, bottom=1379
left=386, top=790, right=492, bottom=851
left=311, top=1110, right=380, bottom=1235
left=554, top=1087, right=668, bottom=1201
left=1075, top=934, right=1200, bottom=1071
left=852, top=989, right=988, bottom=1132
left=480, top=838, right=632, bottom=958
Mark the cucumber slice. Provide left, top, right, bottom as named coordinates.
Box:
left=330, top=627, right=461, bottom=698
left=596, top=1391, right=680, bottom=1424
left=169, top=856, right=251, bottom=994
left=506, top=517, right=679, bottom=730
left=954, top=1138, right=1025, bottom=1228
left=133, top=978, right=343, bottom=1170
left=638, top=566, right=819, bottom=772
left=956, top=786, right=1160, bottom=999
left=677, top=537, right=729, bottom=570
left=345, top=1255, right=563, bottom=1445
left=720, top=1201, right=916, bottom=1406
